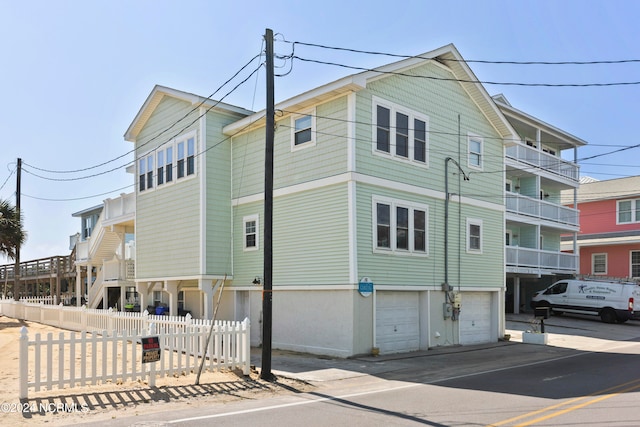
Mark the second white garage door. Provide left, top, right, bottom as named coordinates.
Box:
left=376, top=291, right=419, bottom=354
left=459, top=291, right=493, bottom=345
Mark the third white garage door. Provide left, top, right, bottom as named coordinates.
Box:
left=375, top=291, right=419, bottom=354
left=459, top=292, right=493, bottom=345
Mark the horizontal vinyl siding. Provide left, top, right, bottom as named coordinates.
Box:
left=232, top=96, right=349, bottom=199
left=136, top=97, right=202, bottom=279
left=272, top=184, right=350, bottom=286
left=205, top=110, right=237, bottom=276
left=459, top=205, right=504, bottom=288
left=356, top=183, right=443, bottom=287
left=356, top=62, right=503, bottom=207
left=274, top=97, right=349, bottom=187
left=136, top=97, right=200, bottom=151
left=233, top=184, right=351, bottom=287
left=356, top=186, right=503, bottom=289
left=137, top=178, right=200, bottom=278
left=232, top=201, right=264, bottom=287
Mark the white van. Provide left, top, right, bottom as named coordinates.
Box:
left=531, top=279, right=640, bottom=323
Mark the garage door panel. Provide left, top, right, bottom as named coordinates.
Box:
left=376, top=291, right=419, bottom=354
left=459, top=292, right=492, bottom=345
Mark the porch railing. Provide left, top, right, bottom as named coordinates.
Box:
left=506, top=246, right=577, bottom=272
left=505, top=143, right=579, bottom=182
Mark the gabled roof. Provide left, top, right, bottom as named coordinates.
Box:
left=562, top=175, right=640, bottom=204
left=124, top=85, right=254, bottom=142
left=493, top=94, right=588, bottom=149
left=223, top=43, right=518, bottom=140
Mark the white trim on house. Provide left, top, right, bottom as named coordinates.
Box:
left=199, top=108, right=207, bottom=275
left=232, top=172, right=505, bottom=213
left=347, top=92, right=358, bottom=284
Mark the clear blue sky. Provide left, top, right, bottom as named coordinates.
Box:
left=1, top=0, right=639, bottom=262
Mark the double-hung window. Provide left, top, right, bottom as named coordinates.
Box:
left=176, top=134, right=196, bottom=179
left=139, top=154, right=154, bottom=192
left=187, top=137, right=195, bottom=175
left=373, top=97, right=429, bottom=165
left=243, top=215, right=259, bottom=251
left=468, top=136, right=483, bottom=169
left=395, top=112, right=409, bottom=158
left=177, top=141, right=185, bottom=179
left=157, top=151, right=164, bottom=186
left=632, top=251, right=640, bottom=278
left=592, top=253, right=607, bottom=275
left=165, top=146, right=173, bottom=183
left=139, top=157, right=146, bottom=192
left=374, top=197, right=428, bottom=255
left=137, top=131, right=196, bottom=194
left=467, top=218, right=483, bottom=253
left=291, top=112, right=315, bottom=150
left=618, top=199, right=640, bottom=224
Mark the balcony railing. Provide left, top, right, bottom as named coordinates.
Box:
left=505, top=143, right=579, bottom=182
left=104, top=192, right=135, bottom=223
left=506, top=192, right=579, bottom=226
left=506, top=246, right=577, bottom=272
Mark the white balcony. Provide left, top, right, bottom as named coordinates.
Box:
left=506, top=246, right=577, bottom=273
left=506, top=143, right=579, bottom=182
left=506, top=192, right=579, bottom=227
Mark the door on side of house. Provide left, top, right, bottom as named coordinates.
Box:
left=376, top=291, right=419, bottom=354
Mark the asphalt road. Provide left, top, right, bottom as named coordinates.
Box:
left=75, top=314, right=640, bottom=426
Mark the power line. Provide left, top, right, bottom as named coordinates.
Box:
left=291, top=55, right=640, bottom=87
left=286, top=40, right=640, bottom=66
left=23, top=63, right=264, bottom=183
left=23, top=184, right=134, bottom=202
left=275, top=108, right=640, bottom=168
left=0, top=165, right=17, bottom=194
left=23, top=52, right=263, bottom=176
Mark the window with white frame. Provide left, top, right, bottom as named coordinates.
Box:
left=157, top=150, right=165, bottom=186
left=467, top=218, right=483, bottom=253
left=138, top=132, right=196, bottom=193
left=373, top=197, right=428, bottom=255
left=373, top=97, right=428, bottom=165
left=468, top=135, right=483, bottom=169
left=631, top=251, right=640, bottom=278
left=243, top=215, right=259, bottom=251
left=139, top=153, right=154, bottom=192
left=292, top=113, right=315, bottom=149
left=617, top=199, right=640, bottom=224
left=592, top=253, right=607, bottom=275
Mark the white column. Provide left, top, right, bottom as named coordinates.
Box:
left=165, top=281, right=179, bottom=316
left=75, top=265, right=82, bottom=307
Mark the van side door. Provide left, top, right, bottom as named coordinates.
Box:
left=542, top=281, right=569, bottom=308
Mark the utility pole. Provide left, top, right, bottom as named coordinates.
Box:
left=13, top=158, right=21, bottom=301
left=260, top=28, right=275, bottom=381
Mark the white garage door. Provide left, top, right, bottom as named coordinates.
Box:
left=459, top=292, right=492, bottom=345
left=376, top=291, right=419, bottom=354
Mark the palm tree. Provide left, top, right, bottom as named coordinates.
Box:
left=0, top=198, right=26, bottom=259
left=0, top=199, right=26, bottom=299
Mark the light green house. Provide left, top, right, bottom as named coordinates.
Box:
left=125, top=44, right=516, bottom=356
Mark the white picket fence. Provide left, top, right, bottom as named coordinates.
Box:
left=0, top=299, right=251, bottom=398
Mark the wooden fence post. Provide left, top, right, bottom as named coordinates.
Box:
left=19, top=326, right=28, bottom=399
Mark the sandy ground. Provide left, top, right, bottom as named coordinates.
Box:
left=0, top=315, right=311, bottom=426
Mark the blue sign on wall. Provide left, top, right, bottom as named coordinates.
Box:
left=359, top=277, right=374, bottom=297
